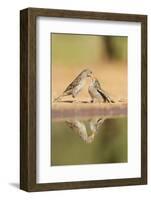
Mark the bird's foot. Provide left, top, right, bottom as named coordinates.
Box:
left=90, top=99, right=94, bottom=103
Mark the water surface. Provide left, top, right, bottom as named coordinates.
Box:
left=51, top=116, right=127, bottom=166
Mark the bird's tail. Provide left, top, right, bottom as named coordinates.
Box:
left=53, top=94, right=64, bottom=102
left=98, top=88, right=115, bottom=103
left=103, top=92, right=115, bottom=103
left=109, top=98, right=115, bottom=103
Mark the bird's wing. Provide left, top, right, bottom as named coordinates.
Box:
left=94, top=79, right=114, bottom=102
left=97, top=88, right=114, bottom=103
left=96, top=118, right=106, bottom=130
left=63, top=75, right=81, bottom=94
left=66, top=120, right=88, bottom=141
left=66, top=120, right=81, bottom=130
left=94, top=79, right=102, bottom=90
left=89, top=117, right=106, bottom=133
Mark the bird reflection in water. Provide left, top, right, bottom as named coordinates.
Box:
left=65, top=117, right=106, bottom=144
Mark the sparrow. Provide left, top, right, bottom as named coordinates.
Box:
left=88, top=76, right=115, bottom=103
left=65, top=120, right=88, bottom=143
left=85, top=117, right=106, bottom=143
left=89, top=117, right=106, bottom=134
left=65, top=117, right=106, bottom=144
left=54, top=69, right=93, bottom=102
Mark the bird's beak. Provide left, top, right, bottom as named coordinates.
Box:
left=90, top=74, right=95, bottom=80
left=89, top=73, right=94, bottom=78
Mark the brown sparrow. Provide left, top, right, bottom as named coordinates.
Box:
left=88, top=76, right=115, bottom=103
left=54, top=69, right=93, bottom=102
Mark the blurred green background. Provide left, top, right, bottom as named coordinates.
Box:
left=51, top=33, right=127, bottom=66
left=51, top=117, right=127, bottom=166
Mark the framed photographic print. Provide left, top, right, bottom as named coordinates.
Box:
left=20, top=8, right=147, bottom=191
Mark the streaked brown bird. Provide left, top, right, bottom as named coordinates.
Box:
left=89, top=117, right=106, bottom=133
left=65, top=117, right=106, bottom=144
left=88, top=76, right=115, bottom=103
left=54, top=69, right=93, bottom=102
left=65, top=120, right=88, bottom=142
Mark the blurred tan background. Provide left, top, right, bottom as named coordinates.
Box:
left=51, top=33, right=127, bottom=102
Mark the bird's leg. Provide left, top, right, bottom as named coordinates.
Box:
left=90, top=98, right=94, bottom=103
left=72, top=94, right=77, bottom=103
left=72, top=93, right=81, bottom=103
left=72, top=95, right=79, bottom=103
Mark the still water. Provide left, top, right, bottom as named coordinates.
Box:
left=51, top=116, right=127, bottom=166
